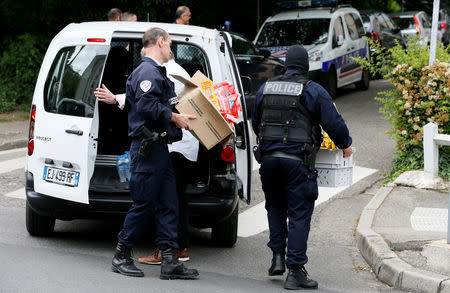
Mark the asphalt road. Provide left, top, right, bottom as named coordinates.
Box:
left=0, top=79, right=403, bottom=292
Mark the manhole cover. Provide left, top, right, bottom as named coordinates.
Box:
left=410, top=207, right=448, bottom=232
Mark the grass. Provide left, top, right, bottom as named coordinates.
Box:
left=0, top=110, right=30, bottom=122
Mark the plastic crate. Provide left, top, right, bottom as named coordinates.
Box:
left=316, top=165, right=353, bottom=187
left=315, top=149, right=353, bottom=168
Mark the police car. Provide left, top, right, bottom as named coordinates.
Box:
left=25, top=22, right=252, bottom=247
left=254, top=0, right=370, bottom=98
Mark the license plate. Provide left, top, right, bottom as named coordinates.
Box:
left=43, top=166, right=79, bottom=187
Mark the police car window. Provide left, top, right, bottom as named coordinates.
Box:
left=344, top=14, right=359, bottom=40
left=255, top=18, right=330, bottom=47
left=44, top=45, right=108, bottom=118
left=332, top=17, right=345, bottom=48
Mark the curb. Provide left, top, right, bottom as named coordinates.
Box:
left=356, top=186, right=450, bottom=293
left=0, top=139, right=28, bottom=151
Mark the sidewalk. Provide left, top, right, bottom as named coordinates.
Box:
left=0, top=120, right=28, bottom=151
left=357, top=183, right=450, bottom=293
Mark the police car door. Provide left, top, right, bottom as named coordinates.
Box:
left=340, top=13, right=365, bottom=85
left=220, top=32, right=253, bottom=204
left=31, top=44, right=107, bottom=204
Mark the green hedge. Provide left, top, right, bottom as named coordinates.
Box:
left=357, top=37, right=450, bottom=181
left=0, top=34, right=48, bottom=113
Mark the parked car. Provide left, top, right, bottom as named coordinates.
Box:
left=227, top=31, right=284, bottom=116
left=25, top=21, right=253, bottom=247
left=390, top=11, right=432, bottom=46
left=439, top=9, right=450, bottom=46
left=254, top=2, right=370, bottom=99
left=360, top=10, right=406, bottom=50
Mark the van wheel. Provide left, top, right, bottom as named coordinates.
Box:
left=211, top=202, right=238, bottom=247
left=355, top=67, right=370, bottom=90
left=26, top=200, right=55, bottom=236
left=326, top=69, right=337, bottom=99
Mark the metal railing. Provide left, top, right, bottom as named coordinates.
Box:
left=423, top=122, right=450, bottom=243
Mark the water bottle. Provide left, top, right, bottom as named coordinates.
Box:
left=124, top=151, right=131, bottom=181
left=116, top=152, right=131, bottom=183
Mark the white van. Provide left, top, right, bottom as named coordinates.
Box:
left=25, top=22, right=252, bottom=247
left=254, top=2, right=370, bottom=98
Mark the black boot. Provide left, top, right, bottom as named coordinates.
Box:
left=268, top=251, right=286, bottom=276
left=160, top=248, right=199, bottom=280
left=284, top=266, right=318, bottom=290
left=111, top=242, right=144, bottom=277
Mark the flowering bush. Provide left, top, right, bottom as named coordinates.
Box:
left=356, top=37, right=450, bottom=181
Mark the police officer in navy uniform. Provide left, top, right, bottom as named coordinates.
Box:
left=252, top=45, right=353, bottom=290
left=111, top=27, right=199, bottom=280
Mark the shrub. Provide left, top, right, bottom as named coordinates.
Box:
left=356, top=37, right=450, bottom=181
left=0, top=34, right=48, bottom=113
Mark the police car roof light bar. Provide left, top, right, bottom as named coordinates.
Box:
left=275, top=0, right=338, bottom=10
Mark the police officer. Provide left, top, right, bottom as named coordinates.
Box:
left=111, top=27, right=199, bottom=280
left=252, top=45, right=353, bottom=290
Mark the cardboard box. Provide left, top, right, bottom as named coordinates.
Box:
left=171, top=71, right=233, bottom=150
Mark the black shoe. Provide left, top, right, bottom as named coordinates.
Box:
left=111, top=242, right=144, bottom=277
left=284, top=266, right=318, bottom=290
left=268, top=252, right=286, bottom=276
left=160, top=248, right=199, bottom=280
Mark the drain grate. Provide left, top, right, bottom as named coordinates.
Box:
left=410, top=207, right=448, bottom=232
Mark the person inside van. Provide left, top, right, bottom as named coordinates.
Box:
left=121, top=12, right=137, bottom=22
left=107, top=8, right=122, bottom=21
left=94, top=53, right=198, bottom=265
left=174, top=6, right=191, bottom=25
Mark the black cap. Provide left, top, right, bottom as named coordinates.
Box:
left=284, top=45, right=309, bottom=73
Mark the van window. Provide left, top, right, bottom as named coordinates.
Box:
left=172, top=43, right=209, bottom=77
left=44, top=45, right=108, bottom=118
left=255, top=18, right=330, bottom=47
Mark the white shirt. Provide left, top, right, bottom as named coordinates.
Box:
left=115, top=59, right=199, bottom=162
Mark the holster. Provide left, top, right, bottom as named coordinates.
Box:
left=253, top=145, right=262, bottom=163
left=138, top=126, right=167, bottom=158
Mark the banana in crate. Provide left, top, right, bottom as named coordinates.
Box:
left=315, top=131, right=354, bottom=187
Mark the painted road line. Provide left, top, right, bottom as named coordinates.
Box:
left=4, top=188, right=25, bottom=200
left=238, top=165, right=378, bottom=237
left=0, top=147, right=27, bottom=156
left=411, top=207, right=448, bottom=232
left=0, top=157, right=25, bottom=175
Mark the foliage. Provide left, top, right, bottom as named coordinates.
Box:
left=0, top=34, right=48, bottom=112
left=356, top=36, right=450, bottom=181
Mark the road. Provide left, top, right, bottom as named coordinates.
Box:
left=0, top=79, right=402, bottom=292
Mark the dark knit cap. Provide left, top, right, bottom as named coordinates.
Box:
left=284, top=45, right=309, bottom=73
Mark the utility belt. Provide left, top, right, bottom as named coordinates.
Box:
left=253, top=146, right=316, bottom=170
left=138, top=125, right=172, bottom=158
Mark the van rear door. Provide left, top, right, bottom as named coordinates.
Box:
left=220, top=32, right=253, bottom=204
left=30, top=45, right=108, bottom=204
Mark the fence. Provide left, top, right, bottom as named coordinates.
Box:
left=423, top=122, right=450, bottom=243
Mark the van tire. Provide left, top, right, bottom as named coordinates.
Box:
left=211, top=202, right=238, bottom=247
left=355, top=67, right=370, bottom=90
left=326, top=69, right=337, bottom=99
left=26, top=200, right=55, bottom=236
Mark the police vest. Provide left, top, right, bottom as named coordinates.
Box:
left=259, top=74, right=322, bottom=154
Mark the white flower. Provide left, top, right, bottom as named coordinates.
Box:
left=413, top=124, right=419, bottom=130
left=401, top=130, right=407, bottom=135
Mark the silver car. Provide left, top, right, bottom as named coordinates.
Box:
left=390, top=11, right=432, bottom=46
